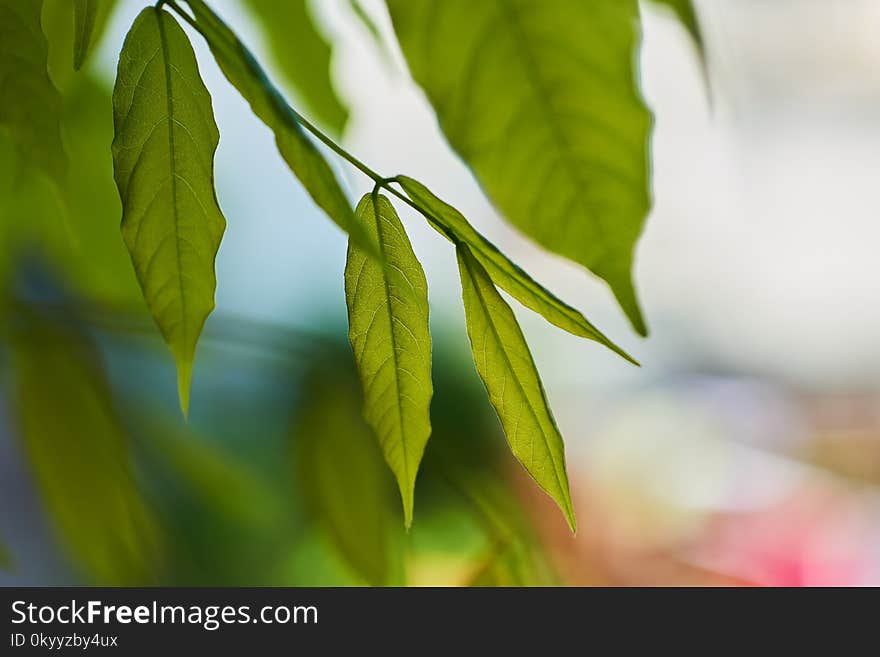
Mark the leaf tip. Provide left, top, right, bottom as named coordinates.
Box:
left=176, top=358, right=193, bottom=419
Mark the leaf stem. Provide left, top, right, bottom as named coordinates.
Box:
left=165, top=0, right=427, bottom=219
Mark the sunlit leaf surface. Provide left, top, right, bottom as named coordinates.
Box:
left=397, top=176, right=636, bottom=365
left=111, top=7, right=226, bottom=414
left=345, top=193, right=432, bottom=526
left=388, top=0, right=652, bottom=335
left=456, top=244, right=575, bottom=530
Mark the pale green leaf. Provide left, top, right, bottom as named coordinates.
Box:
left=387, top=0, right=652, bottom=335
left=111, top=7, right=226, bottom=414
left=456, top=244, right=575, bottom=530
left=345, top=193, right=432, bottom=527
left=397, top=176, right=636, bottom=365
left=294, top=364, right=403, bottom=585
left=243, top=0, right=348, bottom=137
left=73, top=0, right=97, bottom=70
left=180, top=0, right=375, bottom=255
left=0, top=0, right=66, bottom=184
left=11, top=305, right=161, bottom=585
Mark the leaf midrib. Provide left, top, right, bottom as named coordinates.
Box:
left=156, top=9, right=188, bottom=352
left=373, top=197, right=411, bottom=498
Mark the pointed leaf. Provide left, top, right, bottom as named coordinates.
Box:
left=243, top=0, right=348, bottom=137
left=456, top=244, right=575, bottom=530
left=387, top=0, right=652, bottom=335
left=345, top=193, right=432, bottom=526
left=0, top=0, right=66, bottom=184
left=397, top=176, right=636, bottom=365
left=111, top=7, right=226, bottom=414
left=649, top=0, right=704, bottom=54
left=180, top=0, right=375, bottom=255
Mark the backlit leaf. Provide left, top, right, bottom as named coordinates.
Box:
left=180, top=0, right=375, bottom=254
left=243, top=0, right=348, bottom=136
left=294, top=363, right=403, bottom=585
left=397, top=176, right=636, bottom=365
left=387, top=0, right=652, bottom=335
left=456, top=244, right=575, bottom=530
left=10, top=303, right=161, bottom=585
left=111, top=7, right=226, bottom=414
left=0, top=0, right=66, bottom=184
left=345, top=193, right=432, bottom=527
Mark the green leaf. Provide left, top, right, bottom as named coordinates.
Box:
left=456, top=244, right=575, bottom=530
left=294, top=364, right=403, bottom=585
left=387, top=0, right=652, bottom=335
left=179, top=0, right=375, bottom=256
left=111, top=7, right=227, bottom=415
left=243, top=0, right=348, bottom=137
left=0, top=0, right=66, bottom=185
left=397, top=176, right=636, bottom=365
left=73, top=0, right=97, bottom=70
left=10, top=305, right=161, bottom=585
left=648, top=0, right=704, bottom=54
left=345, top=193, right=432, bottom=527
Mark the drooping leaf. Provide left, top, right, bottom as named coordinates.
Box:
left=456, top=244, right=575, bottom=530
left=397, top=176, right=636, bottom=365
left=344, top=193, right=432, bottom=527
left=0, top=0, right=66, bottom=184
left=243, top=0, right=348, bottom=137
left=179, top=0, right=375, bottom=255
left=648, top=0, right=704, bottom=54
left=387, top=0, right=652, bottom=335
left=73, top=0, right=97, bottom=70
left=111, top=7, right=227, bottom=414
left=10, top=303, right=161, bottom=585
left=293, top=363, right=403, bottom=585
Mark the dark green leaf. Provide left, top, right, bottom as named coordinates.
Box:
left=111, top=7, right=227, bottom=414
left=345, top=193, right=432, bottom=527
left=456, top=244, right=575, bottom=530
left=397, top=176, right=636, bottom=365
left=294, top=366, right=403, bottom=586
left=387, top=0, right=652, bottom=335
left=243, top=0, right=348, bottom=137
left=180, top=0, right=375, bottom=255
left=10, top=306, right=161, bottom=585
left=0, top=0, right=66, bottom=184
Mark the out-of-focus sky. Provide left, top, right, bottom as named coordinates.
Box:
left=89, top=0, right=880, bottom=585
